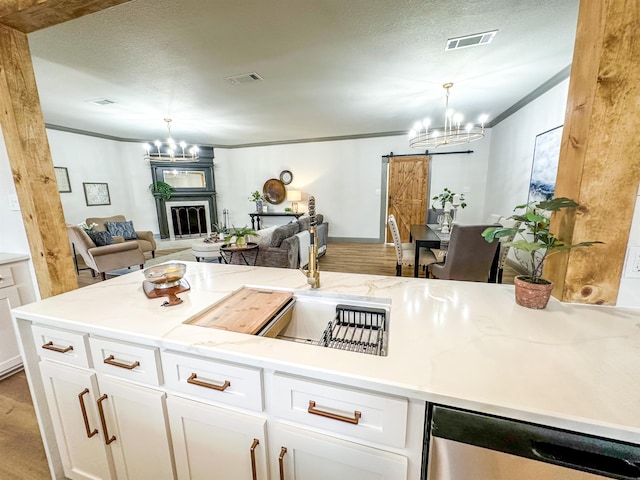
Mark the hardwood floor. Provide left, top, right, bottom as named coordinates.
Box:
left=75, top=241, right=517, bottom=284
left=0, top=371, right=49, bottom=479
left=1, top=240, right=517, bottom=479
left=318, top=241, right=517, bottom=284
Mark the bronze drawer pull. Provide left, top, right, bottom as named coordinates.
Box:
left=278, top=447, right=287, bottom=480
left=96, top=394, right=116, bottom=445
left=187, top=373, right=230, bottom=391
left=308, top=400, right=362, bottom=425
left=103, top=355, right=140, bottom=370
left=42, top=341, right=73, bottom=353
left=78, top=389, right=98, bottom=438
left=250, top=438, right=259, bottom=480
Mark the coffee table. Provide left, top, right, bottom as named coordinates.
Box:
left=220, top=242, right=259, bottom=266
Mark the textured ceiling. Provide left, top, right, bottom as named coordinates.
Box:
left=27, top=0, right=579, bottom=147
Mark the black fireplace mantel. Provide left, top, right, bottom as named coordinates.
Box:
left=150, top=147, right=218, bottom=239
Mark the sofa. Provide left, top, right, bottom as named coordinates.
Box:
left=86, top=215, right=157, bottom=258
left=227, top=214, right=328, bottom=269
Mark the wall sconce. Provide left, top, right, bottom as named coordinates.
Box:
left=286, top=190, right=302, bottom=213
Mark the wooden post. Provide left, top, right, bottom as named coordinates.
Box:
left=0, top=1, right=131, bottom=297
left=0, top=24, right=78, bottom=297
left=545, top=0, right=640, bottom=304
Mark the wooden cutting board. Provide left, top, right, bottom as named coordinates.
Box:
left=186, top=287, right=294, bottom=334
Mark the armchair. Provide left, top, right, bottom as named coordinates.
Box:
left=68, top=225, right=145, bottom=281
left=86, top=215, right=156, bottom=258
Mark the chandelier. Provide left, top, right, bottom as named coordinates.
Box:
left=143, top=118, right=199, bottom=162
left=408, top=83, right=488, bottom=149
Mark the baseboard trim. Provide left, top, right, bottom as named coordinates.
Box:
left=328, top=237, right=382, bottom=244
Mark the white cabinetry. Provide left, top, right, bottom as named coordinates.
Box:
left=269, top=373, right=411, bottom=480
left=163, top=350, right=268, bottom=479
left=167, top=395, right=267, bottom=479
left=19, top=322, right=425, bottom=479
left=0, top=255, right=36, bottom=378
left=35, top=328, right=175, bottom=480
left=39, top=361, right=114, bottom=480
left=270, top=423, right=408, bottom=480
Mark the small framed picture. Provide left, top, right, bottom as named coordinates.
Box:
left=83, top=182, right=111, bottom=206
left=54, top=166, right=71, bottom=193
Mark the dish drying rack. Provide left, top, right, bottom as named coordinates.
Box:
left=318, top=304, right=387, bottom=356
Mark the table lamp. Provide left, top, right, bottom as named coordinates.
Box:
left=286, top=190, right=302, bottom=213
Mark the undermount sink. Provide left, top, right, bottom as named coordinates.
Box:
left=255, top=289, right=391, bottom=356
left=186, top=287, right=391, bottom=356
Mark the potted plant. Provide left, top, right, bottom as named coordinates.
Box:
left=432, top=187, right=467, bottom=210
left=482, top=197, right=602, bottom=309
left=149, top=181, right=175, bottom=200
left=210, top=223, right=228, bottom=241
left=249, top=190, right=266, bottom=213
left=224, top=225, right=258, bottom=248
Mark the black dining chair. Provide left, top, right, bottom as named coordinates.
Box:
left=429, top=224, right=500, bottom=282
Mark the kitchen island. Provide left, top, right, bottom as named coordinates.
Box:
left=12, top=261, right=640, bottom=479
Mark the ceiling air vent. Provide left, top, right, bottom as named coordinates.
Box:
left=225, top=72, right=264, bottom=85
left=88, top=98, right=116, bottom=106
left=446, top=30, right=498, bottom=51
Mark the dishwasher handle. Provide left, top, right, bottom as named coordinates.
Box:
left=532, top=441, right=640, bottom=480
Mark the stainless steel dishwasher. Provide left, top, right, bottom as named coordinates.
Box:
left=426, top=405, right=640, bottom=480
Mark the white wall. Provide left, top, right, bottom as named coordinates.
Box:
left=215, top=134, right=491, bottom=239
left=0, top=128, right=31, bottom=254
left=484, top=79, right=570, bottom=219
left=616, top=193, right=640, bottom=308
left=47, top=130, right=159, bottom=232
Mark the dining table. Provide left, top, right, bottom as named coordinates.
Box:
left=409, top=224, right=451, bottom=277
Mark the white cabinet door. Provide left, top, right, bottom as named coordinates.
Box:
left=39, top=361, right=115, bottom=480
left=97, top=375, right=176, bottom=480
left=167, top=395, right=268, bottom=480
left=0, top=285, right=21, bottom=377
left=270, top=423, right=408, bottom=480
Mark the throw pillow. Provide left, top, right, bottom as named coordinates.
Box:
left=248, top=225, right=278, bottom=248
left=105, top=221, right=137, bottom=241
left=87, top=230, right=114, bottom=247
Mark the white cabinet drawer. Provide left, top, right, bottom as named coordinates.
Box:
left=0, top=266, right=16, bottom=289
left=31, top=325, right=91, bottom=368
left=89, top=337, right=162, bottom=386
left=162, top=351, right=263, bottom=412
left=272, top=373, right=408, bottom=448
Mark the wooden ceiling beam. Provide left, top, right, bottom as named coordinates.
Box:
left=0, top=0, right=131, bottom=33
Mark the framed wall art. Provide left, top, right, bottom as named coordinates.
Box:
left=528, top=125, right=563, bottom=203
left=54, top=166, right=71, bottom=193
left=83, top=182, right=111, bottom=206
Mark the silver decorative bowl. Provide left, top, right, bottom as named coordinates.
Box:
left=143, top=262, right=187, bottom=289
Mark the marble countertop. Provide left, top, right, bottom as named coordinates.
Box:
left=12, top=261, right=640, bottom=443
left=0, top=253, right=30, bottom=265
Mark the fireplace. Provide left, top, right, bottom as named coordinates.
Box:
left=149, top=152, right=218, bottom=239
left=164, top=201, right=212, bottom=239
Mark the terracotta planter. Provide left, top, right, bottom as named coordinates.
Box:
left=514, top=276, right=554, bottom=309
